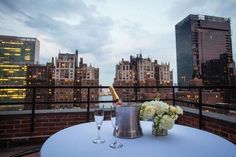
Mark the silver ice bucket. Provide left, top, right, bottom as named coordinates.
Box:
left=115, top=103, right=143, bottom=139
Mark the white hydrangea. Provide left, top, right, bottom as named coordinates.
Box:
left=155, top=101, right=169, bottom=115
left=160, top=115, right=175, bottom=130
left=171, top=114, right=178, bottom=120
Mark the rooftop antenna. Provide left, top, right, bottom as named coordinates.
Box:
left=140, top=49, right=143, bottom=55
left=139, top=49, right=142, bottom=58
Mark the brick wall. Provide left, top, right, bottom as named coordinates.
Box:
left=0, top=112, right=87, bottom=139
left=0, top=110, right=235, bottom=148
left=177, top=111, right=236, bottom=144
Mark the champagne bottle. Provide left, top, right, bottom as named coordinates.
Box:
left=109, top=86, right=122, bottom=106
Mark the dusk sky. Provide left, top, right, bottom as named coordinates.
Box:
left=0, top=0, right=235, bottom=85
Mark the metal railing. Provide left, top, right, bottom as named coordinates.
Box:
left=0, top=85, right=236, bottom=132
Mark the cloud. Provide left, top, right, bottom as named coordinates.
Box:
left=0, top=0, right=113, bottom=55
left=0, top=0, right=94, bottom=18
left=24, top=13, right=113, bottom=53
left=167, top=0, right=236, bottom=23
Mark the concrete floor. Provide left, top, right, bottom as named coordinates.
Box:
left=0, top=145, right=40, bottom=157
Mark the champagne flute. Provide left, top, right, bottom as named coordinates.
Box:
left=93, top=106, right=105, bottom=144
left=110, top=106, right=123, bottom=149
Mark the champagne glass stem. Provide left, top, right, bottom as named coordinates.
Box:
left=115, top=127, right=118, bottom=143
left=97, top=127, right=101, bottom=139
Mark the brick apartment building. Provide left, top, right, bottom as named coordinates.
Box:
left=113, top=54, right=173, bottom=101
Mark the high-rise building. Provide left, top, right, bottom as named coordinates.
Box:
left=157, top=63, right=173, bottom=100
left=114, top=58, right=135, bottom=100
left=202, top=53, right=235, bottom=86
left=25, top=61, right=55, bottom=110
left=158, top=63, right=173, bottom=86
left=53, top=51, right=99, bottom=109
left=130, top=54, right=157, bottom=100
left=113, top=54, right=173, bottom=101
left=75, top=58, right=99, bottom=108
left=130, top=54, right=156, bottom=82
left=175, top=14, right=235, bottom=86
left=115, top=58, right=134, bottom=82
left=0, top=35, right=39, bottom=110
left=54, top=52, right=78, bottom=109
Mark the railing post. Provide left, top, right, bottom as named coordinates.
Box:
left=228, top=86, right=231, bottom=104
left=31, top=87, right=36, bottom=133
left=87, top=87, right=90, bottom=122
left=172, top=87, right=175, bottom=106
left=73, top=85, right=76, bottom=107
left=198, top=88, right=202, bottom=129
left=134, top=86, right=138, bottom=102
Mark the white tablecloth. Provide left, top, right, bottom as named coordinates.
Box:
left=40, top=121, right=236, bottom=157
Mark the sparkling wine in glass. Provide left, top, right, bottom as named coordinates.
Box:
left=110, top=106, right=123, bottom=148
left=93, top=107, right=105, bottom=144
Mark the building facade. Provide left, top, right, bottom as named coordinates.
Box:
left=157, top=62, right=173, bottom=101
left=115, top=58, right=134, bottom=82
left=54, top=52, right=78, bottom=109
left=25, top=62, right=55, bottom=110
left=175, top=14, right=235, bottom=86
left=53, top=51, right=99, bottom=109
left=75, top=58, right=99, bottom=108
left=158, top=62, right=173, bottom=85
left=113, top=54, right=173, bottom=101
left=0, top=35, right=39, bottom=110
left=130, top=54, right=157, bottom=99
left=130, top=54, right=155, bottom=82
left=114, top=58, right=135, bottom=100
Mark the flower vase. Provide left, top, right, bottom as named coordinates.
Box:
left=152, top=123, right=168, bottom=136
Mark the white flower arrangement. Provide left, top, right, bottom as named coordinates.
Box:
left=140, top=100, right=183, bottom=132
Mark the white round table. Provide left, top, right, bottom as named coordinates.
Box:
left=40, top=121, right=236, bottom=157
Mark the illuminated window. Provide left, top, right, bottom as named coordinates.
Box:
left=25, top=55, right=30, bottom=61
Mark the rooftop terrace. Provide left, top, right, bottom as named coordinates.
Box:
left=0, top=85, right=235, bottom=156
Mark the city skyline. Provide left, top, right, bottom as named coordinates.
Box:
left=0, top=0, right=236, bottom=85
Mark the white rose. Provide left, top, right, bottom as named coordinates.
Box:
left=170, top=105, right=177, bottom=113
left=176, top=106, right=183, bottom=115
left=141, top=102, right=149, bottom=108
left=160, top=115, right=175, bottom=130
left=142, top=105, right=156, bottom=120
left=155, top=104, right=164, bottom=115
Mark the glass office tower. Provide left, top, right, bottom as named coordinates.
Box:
left=0, top=35, right=39, bottom=110
left=175, top=15, right=235, bottom=86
